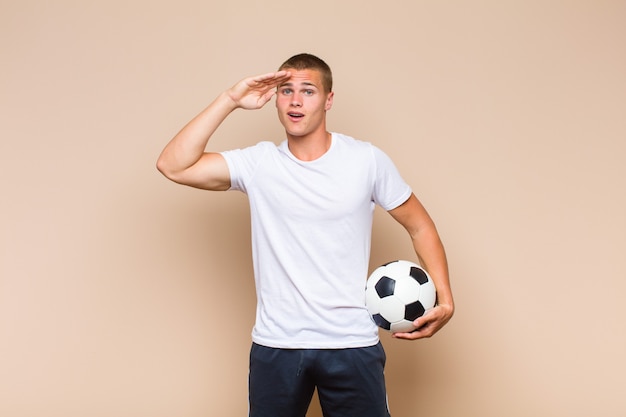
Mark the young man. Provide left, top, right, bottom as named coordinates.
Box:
left=157, top=53, right=454, bottom=417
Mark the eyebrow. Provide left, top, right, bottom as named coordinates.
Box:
left=279, top=81, right=318, bottom=88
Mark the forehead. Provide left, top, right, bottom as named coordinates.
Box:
left=280, top=69, right=323, bottom=88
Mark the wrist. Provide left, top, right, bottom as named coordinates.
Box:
left=219, top=90, right=240, bottom=110
left=437, top=301, right=455, bottom=318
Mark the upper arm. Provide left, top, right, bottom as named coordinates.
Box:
left=157, top=152, right=231, bottom=191
left=388, top=193, right=435, bottom=236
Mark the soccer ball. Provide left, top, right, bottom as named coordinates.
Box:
left=365, top=260, right=437, bottom=333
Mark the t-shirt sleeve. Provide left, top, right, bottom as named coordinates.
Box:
left=220, top=142, right=273, bottom=193
left=371, top=145, right=412, bottom=211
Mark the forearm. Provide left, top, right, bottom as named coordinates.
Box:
left=411, top=224, right=454, bottom=310
left=157, top=91, right=237, bottom=177
left=388, top=194, right=454, bottom=313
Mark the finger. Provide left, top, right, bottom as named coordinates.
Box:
left=412, top=310, right=435, bottom=330
left=392, top=312, right=438, bottom=340
left=252, top=70, right=291, bottom=85
left=258, top=89, right=278, bottom=105
left=393, top=323, right=434, bottom=340
left=392, top=330, right=423, bottom=340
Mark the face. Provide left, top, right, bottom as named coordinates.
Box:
left=275, top=69, right=334, bottom=139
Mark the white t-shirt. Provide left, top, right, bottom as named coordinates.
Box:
left=221, top=132, right=412, bottom=348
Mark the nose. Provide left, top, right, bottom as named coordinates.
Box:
left=290, top=94, right=302, bottom=107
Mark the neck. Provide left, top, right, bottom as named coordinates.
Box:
left=286, top=131, right=332, bottom=161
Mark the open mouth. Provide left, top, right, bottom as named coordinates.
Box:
left=288, top=112, right=304, bottom=119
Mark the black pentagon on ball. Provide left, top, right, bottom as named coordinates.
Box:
left=409, top=266, right=429, bottom=285
left=372, top=313, right=392, bottom=330
left=374, top=276, right=396, bottom=298
left=405, top=300, right=426, bottom=321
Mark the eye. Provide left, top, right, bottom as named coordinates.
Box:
left=303, top=89, right=315, bottom=96
left=280, top=88, right=293, bottom=95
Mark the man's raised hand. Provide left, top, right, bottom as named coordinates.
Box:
left=227, top=71, right=292, bottom=110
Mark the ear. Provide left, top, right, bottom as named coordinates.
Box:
left=325, top=91, right=334, bottom=111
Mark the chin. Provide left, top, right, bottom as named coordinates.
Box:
left=284, top=127, right=308, bottom=138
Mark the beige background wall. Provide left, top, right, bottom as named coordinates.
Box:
left=1, top=1, right=625, bottom=416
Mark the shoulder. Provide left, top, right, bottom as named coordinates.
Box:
left=220, top=141, right=281, bottom=176
left=332, top=132, right=391, bottom=161
left=333, top=132, right=369, bottom=148
left=220, top=141, right=282, bottom=191
left=332, top=132, right=377, bottom=156
left=222, top=140, right=278, bottom=159
left=241, top=140, right=279, bottom=153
